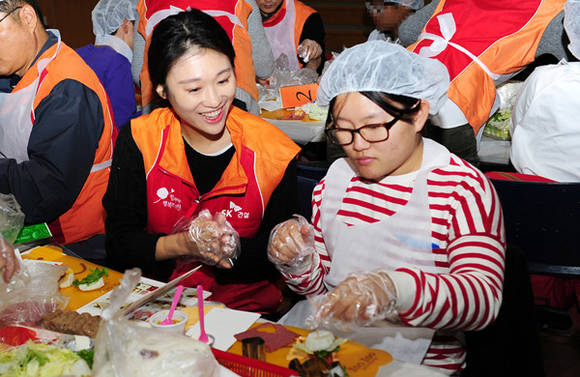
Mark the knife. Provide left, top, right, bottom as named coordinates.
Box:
left=121, top=264, right=202, bottom=316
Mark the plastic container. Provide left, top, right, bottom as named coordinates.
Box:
left=148, top=310, right=188, bottom=334
left=211, top=348, right=298, bottom=377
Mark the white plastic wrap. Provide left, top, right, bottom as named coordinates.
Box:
left=93, top=268, right=220, bottom=377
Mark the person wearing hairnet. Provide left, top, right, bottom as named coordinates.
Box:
left=394, top=0, right=566, bottom=165
left=257, top=0, right=326, bottom=74
left=267, top=41, right=505, bottom=374
left=365, top=0, right=423, bottom=41
left=132, top=0, right=274, bottom=116
left=510, top=0, right=580, bottom=182
left=77, top=0, right=140, bottom=129
left=0, top=1, right=114, bottom=255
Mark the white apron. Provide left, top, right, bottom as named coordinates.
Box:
left=0, top=30, right=61, bottom=163
left=280, top=140, right=451, bottom=364
left=263, top=0, right=300, bottom=70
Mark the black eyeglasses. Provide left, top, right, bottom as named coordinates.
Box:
left=0, top=6, right=22, bottom=24
left=325, top=115, right=402, bottom=146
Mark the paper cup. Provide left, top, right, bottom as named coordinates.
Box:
left=149, top=310, right=188, bottom=334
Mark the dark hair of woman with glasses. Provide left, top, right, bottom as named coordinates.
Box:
left=266, top=41, right=506, bottom=376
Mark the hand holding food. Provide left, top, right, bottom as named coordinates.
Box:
left=268, top=215, right=315, bottom=274
left=309, top=271, right=398, bottom=328
left=182, top=209, right=241, bottom=268
left=0, top=237, right=19, bottom=283
left=297, top=39, right=322, bottom=64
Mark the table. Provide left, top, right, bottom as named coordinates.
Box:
left=16, top=246, right=446, bottom=377
left=261, top=116, right=326, bottom=145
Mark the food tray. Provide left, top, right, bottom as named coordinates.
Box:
left=212, top=348, right=298, bottom=377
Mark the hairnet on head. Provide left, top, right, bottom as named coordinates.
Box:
left=317, top=41, right=450, bottom=115
left=92, top=0, right=139, bottom=37
left=565, top=0, right=580, bottom=59
left=389, top=0, right=425, bottom=10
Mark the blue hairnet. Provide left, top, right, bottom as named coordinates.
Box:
left=317, top=41, right=450, bottom=115
left=390, top=0, right=424, bottom=10
left=92, top=0, right=139, bottom=37
left=565, top=0, right=580, bottom=59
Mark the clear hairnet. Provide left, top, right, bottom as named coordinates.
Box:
left=565, top=0, right=580, bottom=59
left=389, top=0, right=424, bottom=10
left=92, top=0, right=139, bottom=37
left=317, top=41, right=450, bottom=115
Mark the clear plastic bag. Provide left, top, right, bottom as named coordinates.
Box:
left=483, top=81, right=525, bottom=141
left=172, top=209, right=241, bottom=268
left=0, top=258, right=69, bottom=326
left=0, top=193, right=24, bottom=243
left=93, top=268, right=220, bottom=377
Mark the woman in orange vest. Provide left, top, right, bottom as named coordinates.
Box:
left=104, top=9, right=301, bottom=314
left=257, top=0, right=326, bottom=74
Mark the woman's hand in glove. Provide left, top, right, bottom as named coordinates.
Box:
left=268, top=215, right=315, bottom=274
left=0, top=237, right=19, bottom=283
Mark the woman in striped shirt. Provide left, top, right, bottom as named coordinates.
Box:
left=267, top=41, right=506, bottom=375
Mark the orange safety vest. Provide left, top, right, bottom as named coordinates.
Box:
left=137, top=0, right=259, bottom=108
left=14, top=43, right=114, bottom=245
left=408, top=0, right=565, bottom=133
left=131, top=106, right=300, bottom=312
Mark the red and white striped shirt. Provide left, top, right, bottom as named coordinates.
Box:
left=283, top=141, right=506, bottom=375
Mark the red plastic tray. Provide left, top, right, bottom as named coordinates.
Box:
left=212, top=348, right=298, bottom=377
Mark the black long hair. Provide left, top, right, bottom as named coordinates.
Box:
left=148, top=9, right=236, bottom=107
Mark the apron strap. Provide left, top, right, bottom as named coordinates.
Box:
left=90, top=159, right=111, bottom=173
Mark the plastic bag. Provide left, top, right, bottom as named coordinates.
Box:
left=483, top=81, right=525, bottom=141
left=172, top=209, right=241, bottom=268
left=92, top=268, right=220, bottom=377
left=0, top=193, right=24, bottom=243
left=0, top=258, right=69, bottom=326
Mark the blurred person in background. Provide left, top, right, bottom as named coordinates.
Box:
left=0, top=0, right=114, bottom=258
left=77, top=0, right=140, bottom=129
left=133, top=0, right=274, bottom=115
left=257, top=0, right=326, bottom=74
left=365, top=0, right=423, bottom=41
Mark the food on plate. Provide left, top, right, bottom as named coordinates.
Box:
left=0, top=342, right=91, bottom=377
left=73, top=267, right=108, bottom=291
left=92, top=333, right=219, bottom=377
left=58, top=267, right=74, bottom=288
left=289, top=330, right=347, bottom=377
left=40, top=310, right=102, bottom=338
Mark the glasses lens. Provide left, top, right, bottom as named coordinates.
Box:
left=360, top=124, right=390, bottom=142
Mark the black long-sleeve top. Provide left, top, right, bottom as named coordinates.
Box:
left=103, top=123, right=298, bottom=282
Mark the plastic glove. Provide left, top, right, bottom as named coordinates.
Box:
left=297, top=39, right=322, bottom=64
left=306, top=271, right=398, bottom=330
left=267, top=215, right=315, bottom=275
left=0, top=237, right=19, bottom=283
left=183, top=209, right=241, bottom=268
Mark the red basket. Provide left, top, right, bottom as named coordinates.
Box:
left=212, top=348, right=298, bottom=377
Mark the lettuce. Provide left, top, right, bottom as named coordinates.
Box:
left=0, top=342, right=91, bottom=377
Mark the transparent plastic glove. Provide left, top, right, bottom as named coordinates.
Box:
left=306, top=271, right=398, bottom=330
left=0, top=237, right=19, bottom=283
left=184, top=209, right=241, bottom=268
left=297, top=39, right=322, bottom=64
left=267, top=215, right=315, bottom=275
left=0, top=193, right=25, bottom=243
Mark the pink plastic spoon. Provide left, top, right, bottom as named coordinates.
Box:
left=197, top=284, right=210, bottom=343
left=161, top=284, right=184, bottom=325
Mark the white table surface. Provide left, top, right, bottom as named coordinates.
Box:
left=261, top=117, right=326, bottom=145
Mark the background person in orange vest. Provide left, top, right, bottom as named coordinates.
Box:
left=104, top=9, right=301, bottom=314
left=397, top=0, right=567, bottom=165
left=257, top=0, right=326, bottom=74
left=0, top=1, right=114, bottom=259
left=132, top=0, right=274, bottom=116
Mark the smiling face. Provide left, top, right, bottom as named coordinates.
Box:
left=156, top=47, right=236, bottom=153
left=257, top=0, right=284, bottom=15
left=332, top=92, right=429, bottom=181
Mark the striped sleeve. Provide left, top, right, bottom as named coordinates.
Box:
left=280, top=180, right=331, bottom=295
left=391, top=163, right=506, bottom=331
